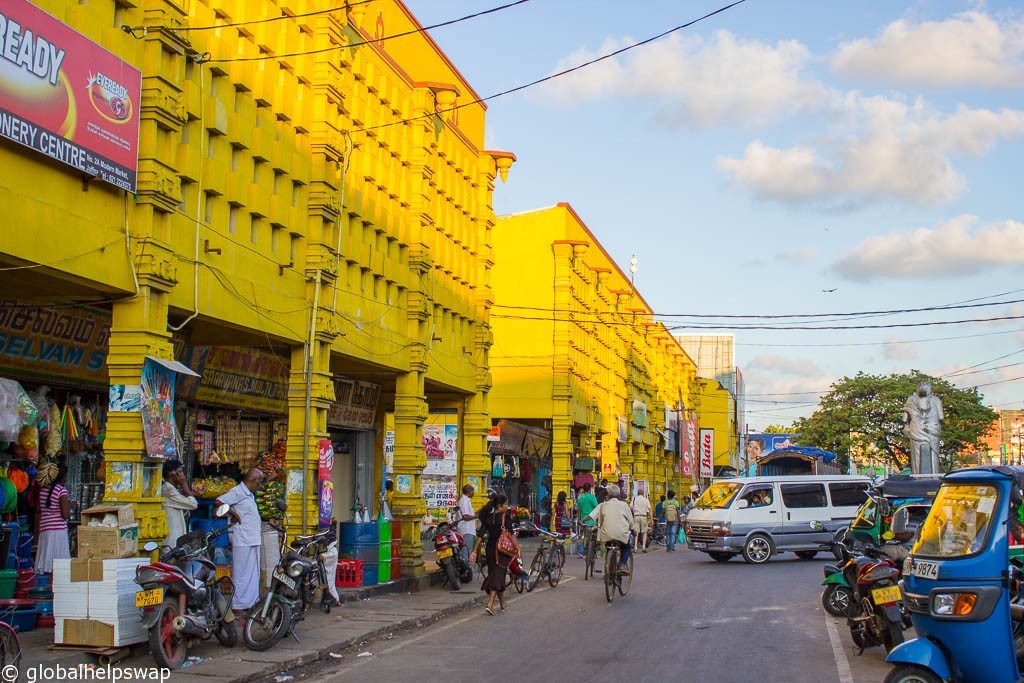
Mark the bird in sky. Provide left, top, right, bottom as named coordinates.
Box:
left=822, top=288, right=838, bottom=293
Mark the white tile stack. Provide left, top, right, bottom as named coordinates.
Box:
left=53, top=558, right=149, bottom=647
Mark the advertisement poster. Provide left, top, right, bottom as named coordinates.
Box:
left=0, top=304, right=109, bottom=387
left=141, top=358, right=177, bottom=458
left=422, top=418, right=458, bottom=476
left=699, top=428, right=715, bottom=478
left=108, top=384, right=141, bottom=412
left=421, top=475, right=457, bottom=510
left=176, top=346, right=289, bottom=414
left=383, top=430, right=394, bottom=474
left=746, top=433, right=799, bottom=461
left=318, top=440, right=334, bottom=529
left=682, top=419, right=697, bottom=478
left=396, top=474, right=411, bottom=493
left=0, top=0, right=142, bottom=190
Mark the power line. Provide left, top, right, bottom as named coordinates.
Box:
left=737, top=327, right=1024, bottom=348
left=205, top=0, right=532, bottom=63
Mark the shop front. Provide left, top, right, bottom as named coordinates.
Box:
left=325, top=377, right=381, bottom=525
left=487, top=420, right=551, bottom=526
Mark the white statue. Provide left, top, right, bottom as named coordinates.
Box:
left=902, top=381, right=943, bottom=474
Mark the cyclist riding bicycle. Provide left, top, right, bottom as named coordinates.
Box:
left=588, top=484, right=637, bottom=575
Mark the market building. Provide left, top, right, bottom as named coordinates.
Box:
left=0, top=0, right=513, bottom=580
left=488, top=204, right=697, bottom=519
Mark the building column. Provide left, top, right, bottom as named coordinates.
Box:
left=461, top=318, right=494, bottom=494
left=393, top=368, right=428, bottom=576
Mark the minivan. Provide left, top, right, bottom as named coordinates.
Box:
left=684, top=475, right=872, bottom=564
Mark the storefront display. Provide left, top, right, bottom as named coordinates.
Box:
left=487, top=420, right=550, bottom=518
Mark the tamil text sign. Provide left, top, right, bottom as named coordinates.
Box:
left=0, top=304, right=109, bottom=386
left=177, top=346, right=289, bottom=414
left=326, top=378, right=380, bottom=430
left=699, top=428, right=714, bottom=478
left=0, top=0, right=141, bottom=190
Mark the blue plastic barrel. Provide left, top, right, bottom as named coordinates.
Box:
left=362, top=562, right=379, bottom=586
left=339, top=522, right=379, bottom=564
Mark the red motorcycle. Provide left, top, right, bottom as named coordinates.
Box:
left=847, top=544, right=907, bottom=653
left=434, top=520, right=473, bottom=590
left=135, top=504, right=235, bottom=669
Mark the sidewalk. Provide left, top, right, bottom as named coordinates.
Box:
left=21, top=568, right=486, bottom=682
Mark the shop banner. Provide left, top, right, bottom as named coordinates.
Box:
left=0, top=304, right=109, bottom=386
left=383, top=430, right=394, bottom=475
left=699, top=428, right=714, bottom=478
left=326, top=377, right=380, bottom=430
left=176, top=346, right=289, bottom=414
left=632, top=399, right=648, bottom=427
left=422, top=420, right=458, bottom=476
left=682, top=419, right=697, bottom=478
left=318, top=439, right=334, bottom=529
left=141, top=358, right=177, bottom=458
left=0, top=0, right=141, bottom=191
left=616, top=416, right=628, bottom=443
left=421, top=475, right=457, bottom=510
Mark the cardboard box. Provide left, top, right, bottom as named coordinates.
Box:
left=59, top=618, right=116, bottom=647
left=78, top=524, right=139, bottom=559
left=80, top=503, right=135, bottom=527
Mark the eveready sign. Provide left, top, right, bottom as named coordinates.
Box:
left=699, top=428, right=714, bottom=478
left=0, top=0, right=141, bottom=191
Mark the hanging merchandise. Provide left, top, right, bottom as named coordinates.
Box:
left=7, top=468, right=27, bottom=493
left=0, top=478, right=15, bottom=513
left=491, top=457, right=504, bottom=478
left=16, top=424, right=38, bottom=463
left=44, top=401, right=61, bottom=457
left=256, top=480, right=285, bottom=521
left=0, top=379, right=37, bottom=442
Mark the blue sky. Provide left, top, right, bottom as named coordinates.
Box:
left=404, top=0, right=1024, bottom=429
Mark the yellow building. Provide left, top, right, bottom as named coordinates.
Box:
left=0, top=0, right=513, bottom=576
left=694, top=378, right=740, bottom=478
left=489, top=204, right=696, bottom=510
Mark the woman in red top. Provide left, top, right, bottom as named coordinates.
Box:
left=553, top=491, right=572, bottom=535
left=34, top=462, right=71, bottom=574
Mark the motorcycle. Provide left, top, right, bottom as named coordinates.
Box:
left=243, top=520, right=337, bottom=651
left=818, top=533, right=855, bottom=617
left=434, top=519, right=473, bottom=590
left=886, top=465, right=1024, bottom=683
left=135, top=504, right=236, bottom=670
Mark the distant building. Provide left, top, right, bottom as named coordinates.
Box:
left=676, top=335, right=745, bottom=472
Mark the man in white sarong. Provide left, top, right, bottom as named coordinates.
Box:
left=217, top=468, right=265, bottom=617
left=903, top=381, right=943, bottom=474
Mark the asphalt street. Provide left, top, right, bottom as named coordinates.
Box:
left=296, top=545, right=896, bottom=683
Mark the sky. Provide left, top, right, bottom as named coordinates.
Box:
left=403, top=0, right=1024, bottom=430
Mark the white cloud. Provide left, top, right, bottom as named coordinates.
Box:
left=717, top=98, right=1024, bottom=206
left=536, top=30, right=829, bottom=127
left=747, top=354, right=824, bottom=378
left=832, top=11, right=1024, bottom=88
left=831, top=215, right=1024, bottom=281
left=778, top=245, right=820, bottom=264
left=882, top=338, right=918, bottom=361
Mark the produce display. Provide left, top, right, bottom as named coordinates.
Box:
left=190, top=476, right=235, bottom=499
left=256, top=439, right=286, bottom=481
left=511, top=506, right=531, bottom=520
left=256, top=480, right=284, bottom=521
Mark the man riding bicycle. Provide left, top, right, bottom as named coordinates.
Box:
left=588, top=484, right=637, bottom=575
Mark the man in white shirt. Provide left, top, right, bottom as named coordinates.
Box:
left=589, top=484, right=637, bottom=574
left=161, top=459, right=197, bottom=547
left=217, top=468, right=265, bottom=617
left=456, top=484, right=477, bottom=564
left=631, top=488, right=652, bottom=553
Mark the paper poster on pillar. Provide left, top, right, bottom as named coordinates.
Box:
left=421, top=475, right=458, bottom=510
left=422, top=417, right=458, bottom=476
left=141, top=359, right=177, bottom=458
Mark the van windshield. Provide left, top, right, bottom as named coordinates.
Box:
left=694, top=482, right=742, bottom=509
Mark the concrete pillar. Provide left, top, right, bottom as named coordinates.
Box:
left=393, top=369, right=428, bottom=576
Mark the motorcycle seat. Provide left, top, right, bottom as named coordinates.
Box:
left=824, top=564, right=840, bottom=574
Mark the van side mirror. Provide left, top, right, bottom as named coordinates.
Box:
left=736, top=499, right=750, bottom=510
left=809, top=520, right=825, bottom=531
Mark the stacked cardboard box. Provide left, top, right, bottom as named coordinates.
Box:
left=53, top=558, right=149, bottom=647
left=78, top=504, right=139, bottom=559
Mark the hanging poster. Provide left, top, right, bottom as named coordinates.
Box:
left=422, top=419, right=458, bottom=476
left=141, top=358, right=177, bottom=458
left=617, top=416, right=629, bottom=443
left=383, top=430, right=395, bottom=474
left=318, top=439, right=334, bottom=529
left=699, top=428, right=715, bottom=478
left=421, top=475, right=458, bottom=509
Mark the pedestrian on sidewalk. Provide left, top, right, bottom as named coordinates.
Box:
left=553, top=491, right=572, bottom=535
left=470, top=493, right=514, bottom=615
left=631, top=487, right=652, bottom=553
left=161, top=458, right=197, bottom=547
left=457, top=484, right=477, bottom=565
left=663, top=491, right=682, bottom=552
left=217, top=468, right=265, bottom=622
left=655, top=495, right=666, bottom=524
left=595, top=478, right=609, bottom=503
left=34, top=462, right=71, bottom=575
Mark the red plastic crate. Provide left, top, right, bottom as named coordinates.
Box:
left=336, top=560, right=364, bottom=588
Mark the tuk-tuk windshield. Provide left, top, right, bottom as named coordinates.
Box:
left=913, top=484, right=1000, bottom=558
left=851, top=499, right=877, bottom=530
left=694, top=482, right=742, bottom=509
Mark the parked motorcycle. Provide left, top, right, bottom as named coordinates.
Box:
left=243, top=521, right=337, bottom=651
left=818, top=534, right=855, bottom=617
left=434, top=519, right=473, bottom=590
left=135, top=504, right=235, bottom=670
left=846, top=542, right=906, bottom=652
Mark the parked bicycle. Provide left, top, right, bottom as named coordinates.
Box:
left=604, top=540, right=633, bottom=603
left=477, top=526, right=527, bottom=593
left=0, top=607, right=22, bottom=675
left=645, top=521, right=667, bottom=549
left=525, top=523, right=571, bottom=591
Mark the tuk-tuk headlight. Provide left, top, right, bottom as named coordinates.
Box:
left=932, top=592, right=978, bottom=616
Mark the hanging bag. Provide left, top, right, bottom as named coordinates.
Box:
left=496, top=511, right=519, bottom=558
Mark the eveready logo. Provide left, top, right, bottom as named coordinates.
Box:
left=0, top=11, right=67, bottom=86
left=93, top=72, right=127, bottom=100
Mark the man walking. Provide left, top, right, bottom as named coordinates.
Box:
left=631, top=487, right=652, bottom=552
left=217, top=468, right=265, bottom=621
left=456, top=484, right=477, bottom=564
left=663, top=491, right=682, bottom=552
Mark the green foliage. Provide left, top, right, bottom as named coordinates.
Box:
left=793, top=371, right=997, bottom=472
left=762, top=424, right=795, bottom=434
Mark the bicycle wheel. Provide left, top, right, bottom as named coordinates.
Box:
left=527, top=547, right=546, bottom=592
left=604, top=546, right=618, bottom=603
left=0, top=622, right=21, bottom=670
left=548, top=544, right=565, bottom=588
left=618, top=551, right=633, bottom=596
left=585, top=530, right=596, bottom=580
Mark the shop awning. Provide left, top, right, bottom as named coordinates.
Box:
left=145, top=356, right=200, bottom=377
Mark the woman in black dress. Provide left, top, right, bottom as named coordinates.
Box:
left=470, top=493, right=512, bottom=615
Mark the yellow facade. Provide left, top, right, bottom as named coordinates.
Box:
left=490, top=204, right=696, bottom=501
left=0, top=0, right=512, bottom=575
left=695, top=378, right=739, bottom=475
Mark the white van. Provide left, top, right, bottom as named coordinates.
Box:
left=684, top=475, right=871, bottom=564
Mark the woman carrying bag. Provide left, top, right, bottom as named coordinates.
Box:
left=470, top=493, right=516, bottom=615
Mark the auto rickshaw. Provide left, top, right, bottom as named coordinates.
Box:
left=885, top=465, right=1024, bottom=683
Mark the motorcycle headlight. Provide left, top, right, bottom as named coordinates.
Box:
left=287, top=562, right=305, bottom=578
left=932, top=592, right=977, bottom=617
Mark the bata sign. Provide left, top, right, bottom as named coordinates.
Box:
left=0, top=0, right=141, bottom=191
left=699, top=428, right=714, bottom=478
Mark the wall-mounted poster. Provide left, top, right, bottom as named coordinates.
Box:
left=109, top=384, right=141, bottom=412
left=421, top=475, right=458, bottom=510
left=422, top=418, right=458, bottom=476
left=141, top=358, right=177, bottom=458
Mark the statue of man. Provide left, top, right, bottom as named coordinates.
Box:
left=902, top=381, right=943, bottom=474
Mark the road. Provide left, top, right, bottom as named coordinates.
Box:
left=299, top=546, right=896, bottom=683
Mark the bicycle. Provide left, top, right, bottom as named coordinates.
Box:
left=0, top=607, right=22, bottom=675
left=477, top=530, right=527, bottom=594
left=525, top=523, right=570, bottom=591
left=603, top=540, right=633, bottom=603
left=582, top=524, right=599, bottom=581
left=644, top=521, right=667, bottom=550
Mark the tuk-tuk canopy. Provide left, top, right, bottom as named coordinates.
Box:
left=877, top=473, right=943, bottom=500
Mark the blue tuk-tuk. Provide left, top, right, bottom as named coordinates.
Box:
left=885, top=465, right=1024, bottom=683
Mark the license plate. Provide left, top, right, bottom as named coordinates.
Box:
left=908, top=559, right=940, bottom=580
left=274, top=569, right=296, bottom=590
left=872, top=585, right=902, bottom=605
left=437, top=547, right=453, bottom=560
left=135, top=587, right=163, bottom=608
left=693, top=542, right=708, bottom=550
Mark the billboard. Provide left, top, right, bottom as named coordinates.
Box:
left=699, top=428, right=714, bottom=478
left=0, top=0, right=141, bottom=191
left=746, top=433, right=799, bottom=461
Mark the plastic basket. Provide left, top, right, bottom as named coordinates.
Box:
left=336, top=560, right=364, bottom=588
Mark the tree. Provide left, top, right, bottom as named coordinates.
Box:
left=793, top=371, right=997, bottom=473
left=762, top=423, right=795, bottom=434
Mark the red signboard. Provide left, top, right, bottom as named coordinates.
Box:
left=0, top=0, right=141, bottom=191
left=699, top=428, right=714, bottom=478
